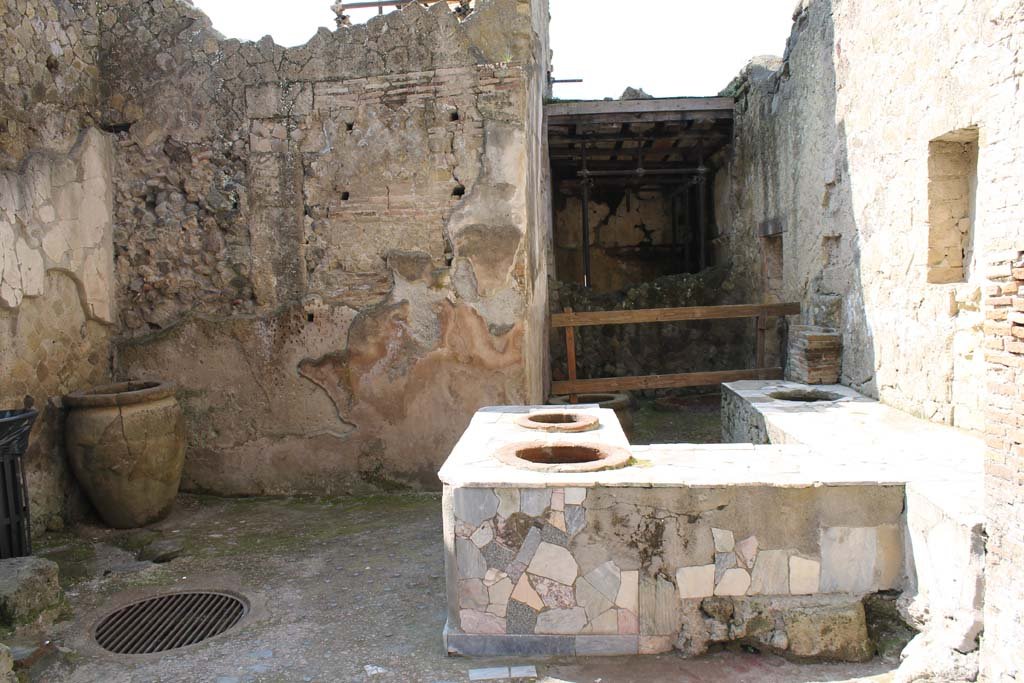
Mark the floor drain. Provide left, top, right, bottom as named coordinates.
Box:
left=94, top=591, right=248, bottom=654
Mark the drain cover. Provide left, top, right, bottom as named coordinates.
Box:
left=95, top=591, right=248, bottom=654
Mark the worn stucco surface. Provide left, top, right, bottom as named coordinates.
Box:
left=723, top=0, right=1021, bottom=431
left=723, top=0, right=1023, bottom=677
left=1, top=1, right=114, bottom=536
left=104, top=0, right=551, bottom=494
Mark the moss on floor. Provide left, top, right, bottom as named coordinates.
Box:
left=35, top=533, right=98, bottom=589
left=631, top=392, right=723, bottom=445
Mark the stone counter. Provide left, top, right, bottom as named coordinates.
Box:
left=720, top=380, right=985, bottom=652
left=440, top=406, right=908, bottom=659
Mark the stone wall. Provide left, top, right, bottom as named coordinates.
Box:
left=724, top=0, right=1022, bottom=432
left=103, top=0, right=551, bottom=494
left=724, top=0, right=1023, bottom=673
left=1, top=1, right=114, bottom=535
left=553, top=187, right=686, bottom=292
left=0, top=0, right=101, bottom=166
left=981, top=248, right=1024, bottom=679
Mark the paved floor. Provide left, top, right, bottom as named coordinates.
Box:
left=28, top=494, right=896, bottom=683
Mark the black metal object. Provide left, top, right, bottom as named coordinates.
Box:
left=94, top=591, right=248, bottom=655
left=0, top=401, right=37, bottom=559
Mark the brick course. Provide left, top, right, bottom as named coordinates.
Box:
left=983, top=247, right=1024, bottom=677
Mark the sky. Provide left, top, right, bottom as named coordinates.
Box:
left=192, top=0, right=796, bottom=99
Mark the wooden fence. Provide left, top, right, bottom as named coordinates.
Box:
left=551, top=302, right=801, bottom=397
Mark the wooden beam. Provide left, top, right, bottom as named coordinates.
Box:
left=545, top=97, right=735, bottom=118
left=549, top=111, right=734, bottom=126
left=549, top=132, right=730, bottom=146
left=549, top=151, right=713, bottom=162
left=564, top=307, right=578, bottom=403
left=755, top=314, right=768, bottom=369
left=550, top=303, right=801, bottom=328
left=551, top=368, right=783, bottom=394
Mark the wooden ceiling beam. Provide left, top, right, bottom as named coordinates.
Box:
left=548, top=110, right=733, bottom=126
left=545, top=97, right=734, bottom=118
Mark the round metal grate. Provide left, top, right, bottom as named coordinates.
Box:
left=94, top=591, right=248, bottom=655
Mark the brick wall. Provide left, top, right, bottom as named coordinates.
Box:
left=982, top=248, right=1024, bottom=678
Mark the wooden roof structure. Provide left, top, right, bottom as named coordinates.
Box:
left=545, top=97, right=734, bottom=186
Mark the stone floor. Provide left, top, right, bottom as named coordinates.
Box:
left=21, top=494, right=897, bottom=682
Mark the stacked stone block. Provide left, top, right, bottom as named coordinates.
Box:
left=786, top=325, right=842, bottom=385
left=982, top=248, right=1024, bottom=677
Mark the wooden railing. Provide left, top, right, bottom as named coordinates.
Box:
left=551, top=302, right=801, bottom=397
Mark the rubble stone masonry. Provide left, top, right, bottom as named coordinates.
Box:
left=982, top=248, right=1024, bottom=679
left=101, top=0, right=552, bottom=494
left=724, top=1, right=1023, bottom=673
left=2, top=0, right=551, bottom=528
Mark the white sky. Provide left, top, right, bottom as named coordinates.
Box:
left=192, top=0, right=796, bottom=98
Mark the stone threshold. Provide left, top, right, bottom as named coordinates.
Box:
left=445, top=623, right=639, bottom=656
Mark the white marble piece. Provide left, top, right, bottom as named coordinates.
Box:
left=616, top=570, right=639, bottom=613
left=714, top=568, right=751, bottom=596
left=749, top=548, right=789, bottom=595
left=565, top=487, right=587, bottom=505
left=712, top=528, right=735, bottom=553
left=440, top=403, right=936, bottom=489
left=509, top=665, right=537, bottom=678
left=677, top=565, right=715, bottom=599
left=790, top=556, right=821, bottom=595
left=821, top=526, right=876, bottom=593
left=527, top=542, right=579, bottom=585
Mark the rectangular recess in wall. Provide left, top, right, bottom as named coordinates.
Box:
left=927, top=127, right=978, bottom=284
left=762, top=233, right=783, bottom=297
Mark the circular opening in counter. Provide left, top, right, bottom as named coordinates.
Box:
left=520, top=445, right=601, bottom=463
left=768, top=388, right=843, bottom=403
left=515, top=412, right=599, bottom=433
left=494, top=441, right=631, bottom=473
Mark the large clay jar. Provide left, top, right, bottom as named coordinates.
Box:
left=64, top=380, right=185, bottom=529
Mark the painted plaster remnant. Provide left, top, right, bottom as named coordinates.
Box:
left=0, top=128, right=114, bottom=323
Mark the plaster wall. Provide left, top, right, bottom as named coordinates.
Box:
left=103, top=0, right=551, bottom=494
left=553, top=188, right=684, bottom=292
left=0, top=130, right=115, bottom=532
left=724, top=1, right=1022, bottom=673
left=725, top=0, right=1021, bottom=430
left=1, top=1, right=114, bottom=534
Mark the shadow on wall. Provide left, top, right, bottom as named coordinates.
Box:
left=726, top=0, right=876, bottom=398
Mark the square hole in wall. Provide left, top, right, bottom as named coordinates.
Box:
left=927, top=127, right=978, bottom=284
